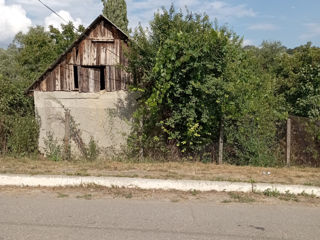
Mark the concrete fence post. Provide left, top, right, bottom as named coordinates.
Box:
left=218, top=121, right=224, bottom=165
left=286, top=118, right=291, bottom=167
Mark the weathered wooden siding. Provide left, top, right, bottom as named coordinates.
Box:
left=34, top=19, right=129, bottom=93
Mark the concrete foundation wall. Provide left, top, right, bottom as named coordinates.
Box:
left=34, top=91, right=136, bottom=156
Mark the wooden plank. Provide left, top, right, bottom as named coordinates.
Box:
left=116, top=67, right=121, bottom=90
left=82, top=67, right=90, bottom=92
left=96, top=43, right=101, bottom=65
left=79, top=42, right=84, bottom=65
left=108, top=66, right=113, bottom=92
left=70, top=65, right=74, bottom=90
left=40, top=77, right=47, bottom=91
left=88, top=68, right=95, bottom=92
left=60, top=64, right=65, bottom=90
left=112, top=66, right=116, bottom=91
left=47, top=73, right=53, bottom=91
left=91, top=39, right=114, bottom=43
left=105, top=67, right=110, bottom=92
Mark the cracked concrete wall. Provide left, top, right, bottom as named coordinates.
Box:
left=34, top=91, right=136, bottom=156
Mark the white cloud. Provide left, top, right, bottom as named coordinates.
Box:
left=12, top=0, right=100, bottom=27
left=208, top=1, right=256, bottom=19
left=242, top=39, right=254, bottom=46
left=2, top=0, right=258, bottom=46
left=248, top=23, right=278, bottom=31
left=126, top=0, right=256, bottom=30
left=300, top=23, right=320, bottom=40
left=0, top=0, right=32, bottom=46
left=44, top=10, right=82, bottom=30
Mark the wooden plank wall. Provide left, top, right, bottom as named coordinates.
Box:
left=35, top=20, right=129, bottom=93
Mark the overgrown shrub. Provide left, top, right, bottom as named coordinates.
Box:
left=0, top=74, right=39, bottom=156
left=85, top=137, right=100, bottom=161
left=126, top=6, right=284, bottom=165
left=43, top=132, right=62, bottom=162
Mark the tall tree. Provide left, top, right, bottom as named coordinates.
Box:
left=102, top=0, right=129, bottom=33
left=127, top=6, right=283, bottom=165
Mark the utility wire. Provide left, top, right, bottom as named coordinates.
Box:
left=37, top=0, right=122, bottom=58
left=38, top=0, right=68, bottom=24
left=37, top=0, right=124, bottom=72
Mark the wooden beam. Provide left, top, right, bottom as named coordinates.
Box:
left=90, top=38, right=114, bottom=43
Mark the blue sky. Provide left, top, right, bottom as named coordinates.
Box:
left=1, top=0, right=320, bottom=48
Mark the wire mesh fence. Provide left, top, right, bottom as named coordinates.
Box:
left=286, top=115, right=320, bottom=167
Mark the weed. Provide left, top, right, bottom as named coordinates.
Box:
left=57, top=192, right=69, bottom=198
left=125, top=192, right=133, bottom=199
left=85, top=137, right=100, bottom=161
left=228, top=192, right=255, bottom=203
left=74, top=172, right=90, bottom=177
left=298, top=191, right=316, bottom=198
left=279, top=190, right=299, bottom=202
left=190, top=189, right=199, bottom=196
left=76, top=194, right=92, bottom=200
left=303, top=182, right=314, bottom=186
left=44, top=132, right=62, bottom=162
left=263, top=188, right=280, bottom=197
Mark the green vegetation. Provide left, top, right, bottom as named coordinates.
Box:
left=1, top=4, right=320, bottom=167
left=0, top=23, right=83, bottom=157
left=263, top=188, right=281, bottom=197
left=127, top=6, right=286, bottom=165
left=228, top=192, right=256, bottom=203
left=102, top=0, right=129, bottom=33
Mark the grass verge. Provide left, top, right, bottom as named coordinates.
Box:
left=0, top=156, right=319, bottom=187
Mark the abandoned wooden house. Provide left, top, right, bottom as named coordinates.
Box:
left=27, top=15, right=135, bottom=156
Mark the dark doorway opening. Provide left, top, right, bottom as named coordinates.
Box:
left=73, top=65, right=79, bottom=89
left=100, top=66, right=105, bottom=90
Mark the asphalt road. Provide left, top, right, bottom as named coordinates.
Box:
left=0, top=193, right=319, bottom=240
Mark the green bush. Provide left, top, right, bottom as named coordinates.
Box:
left=0, top=74, right=39, bottom=156
left=126, top=6, right=284, bottom=165
left=7, top=115, right=39, bottom=155
left=43, top=132, right=62, bottom=162
left=85, top=137, right=100, bottom=161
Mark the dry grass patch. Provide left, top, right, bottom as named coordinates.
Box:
left=0, top=156, right=319, bottom=186
left=1, top=185, right=319, bottom=206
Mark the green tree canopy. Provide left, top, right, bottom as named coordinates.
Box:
left=126, top=6, right=283, bottom=165
left=276, top=43, right=320, bottom=119
left=102, top=0, right=129, bottom=33
left=0, top=22, right=82, bottom=155
left=13, top=22, right=83, bottom=85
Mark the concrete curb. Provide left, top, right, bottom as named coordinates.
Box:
left=0, top=174, right=319, bottom=197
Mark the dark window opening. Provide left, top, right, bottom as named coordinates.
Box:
left=73, top=65, right=79, bottom=89
left=100, top=67, right=105, bottom=90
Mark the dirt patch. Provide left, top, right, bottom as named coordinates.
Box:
left=0, top=185, right=319, bottom=206
left=0, top=156, right=319, bottom=186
